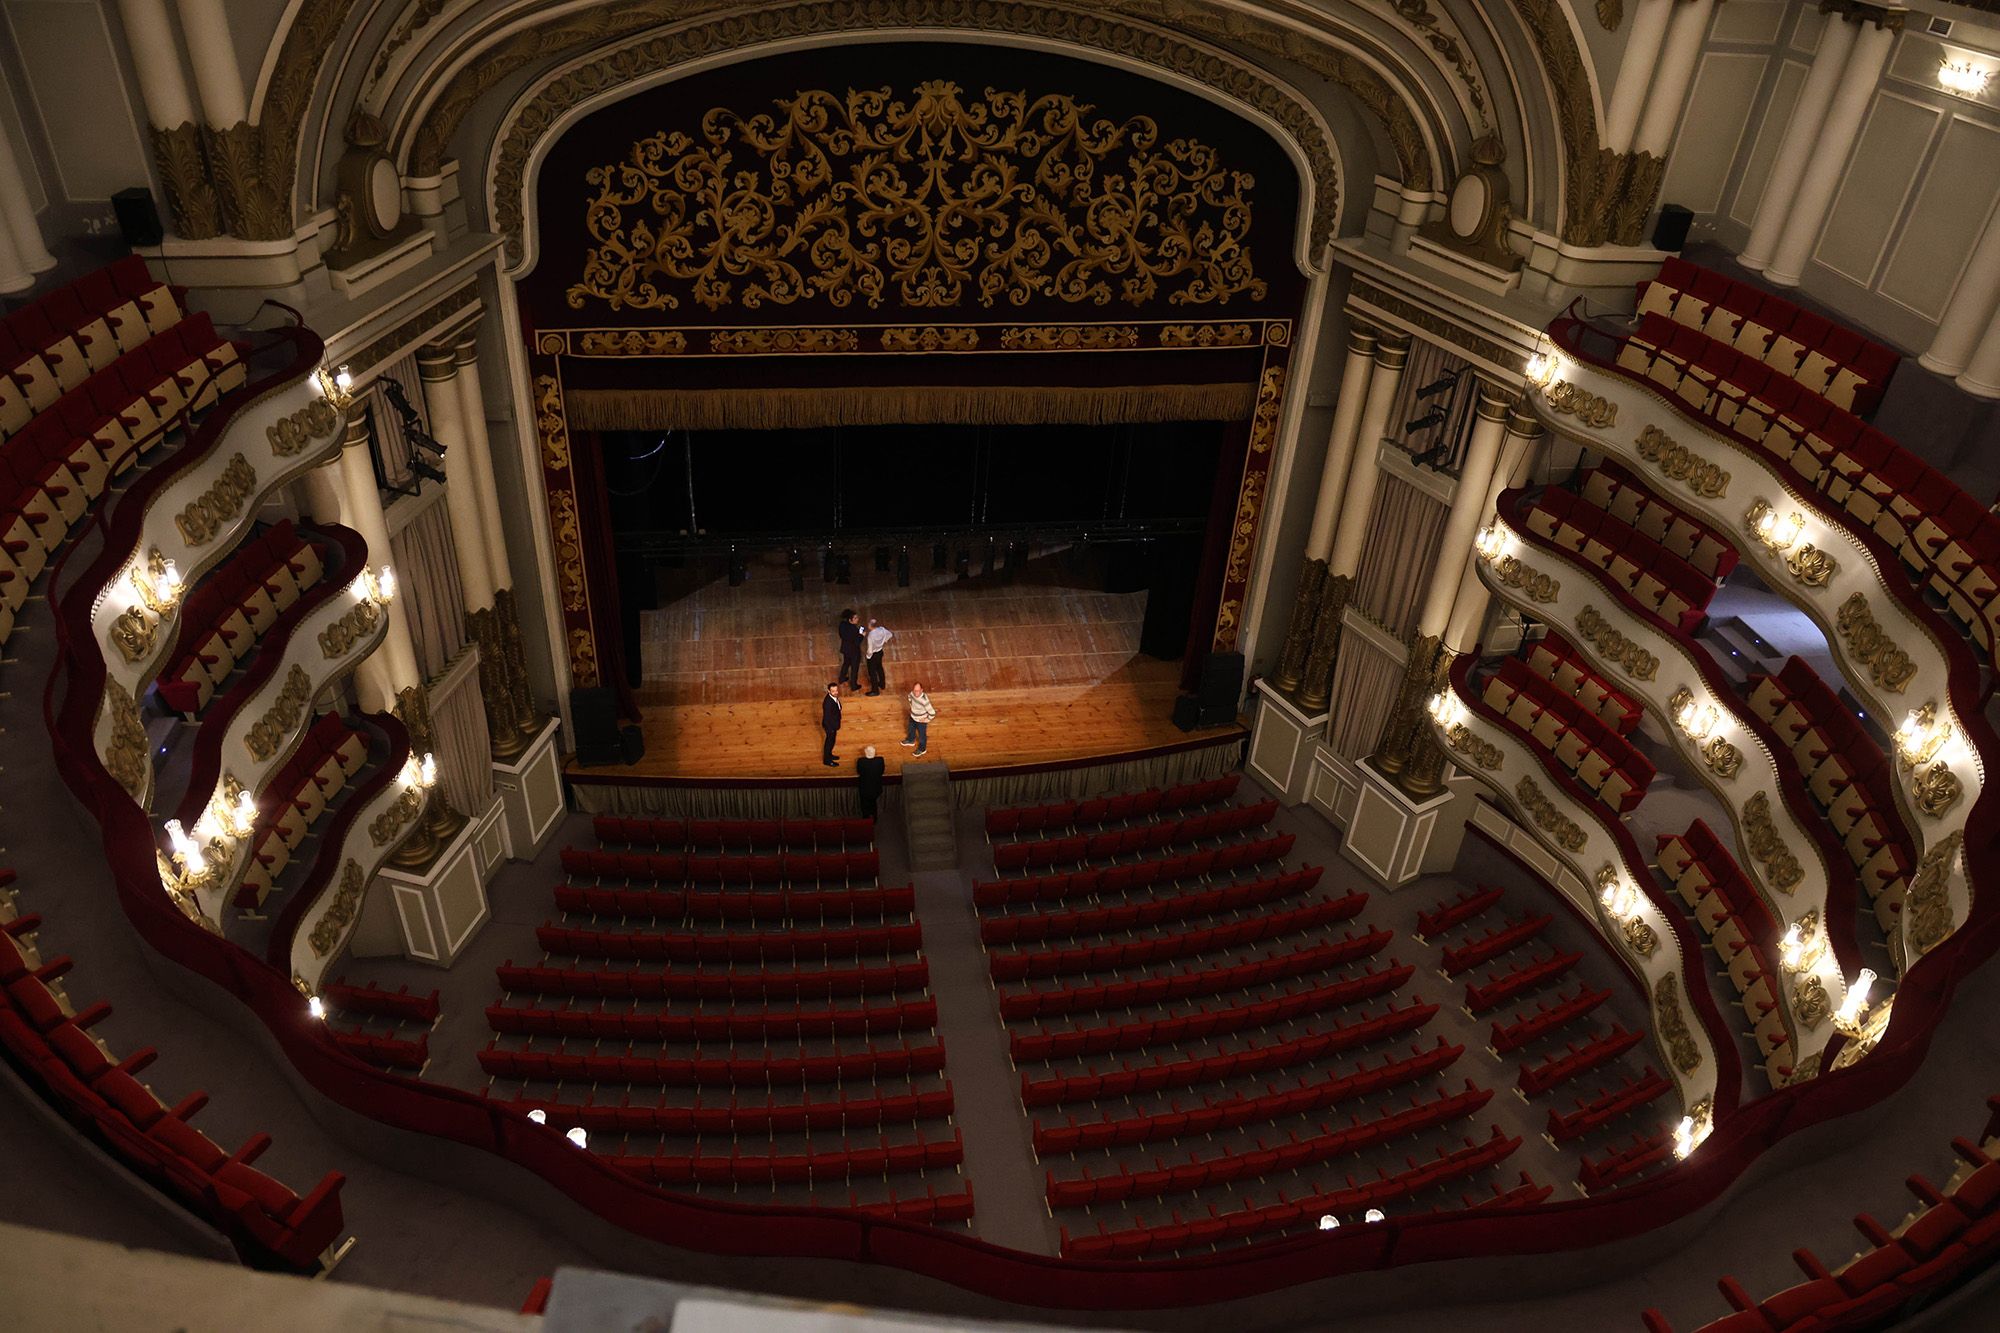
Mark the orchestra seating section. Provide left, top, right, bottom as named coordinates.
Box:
left=1519, top=485, right=1717, bottom=634
left=1574, top=259, right=2000, bottom=660
left=1745, top=659, right=1915, bottom=937
left=235, top=709, right=373, bottom=914
left=1477, top=656, right=1656, bottom=814
left=1642, top=1094, right=2000, bottom=1331
left=1657, top=823, right=1796, bottom=1071
left=323, top=979, right=440, bottom=1075
left=484, top=816, right=974, bottom=1224
left=156, top=520, right=332, bottom=716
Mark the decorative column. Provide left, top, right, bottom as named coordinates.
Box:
left=1273, top=324, right=1378, bottom=693
left=0, top=116, right=54, bottom=283
left=1765, top=10, right=1900, bottom=287
left=173, top=0, right=284, bottom=239
left=1412, top=384, right=1515, bottom=647
left=1611, top=0, right=1717, bottom=240
left=1922, top=205, right=2000, bottom=377
left=1298, top=331, right=1412, bottom=709
left=1603, top=0, right=1676, bottom=154
left=389, top=683, right=467, bottom=870
left=114, top=0, right=220, bottom=238
left=1738, top=12, right=1861, bottom=271
left=1957, top=303, right=2000, bottom=400
left=333, top=413, right=422, bottom=712
left=1443, top=406, right=1546, bottom=655
left=453, top=330, right=545, bottom=751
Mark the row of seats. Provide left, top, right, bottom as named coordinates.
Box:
left=973, top=833, right=1294, bottom=908
left=998, top=928, right=1392, bottom=1021
left=1641, top=1095, right=2000, bottom=1331
left=158, top=519, right=329, bottom=715
left=560, top=846, right=881, bottom=888
left=485, top=997, right=938, bottom=1041
left=591, top=814, right=873, bottom=851
left=988, top=895, right=1366, bottom=983
left=1415, top=883, right=1503, bottom=939
left=239, top=714, right=372, bottom=910
left=1, top=906, right=344, bottom=1270
left=1521, top=486, right=1714, bottom=633
left=1657, top=821, right=1795, bottom=1066
left=1018, top=1000, right=1439, bottom=1108
left=1747, top=657, right=1912, bottom=935
left=1547, top=1067, right=1672, bottom=1143
left=991, top=799, right=1279, bottom=872
left=1516, top=1025, right=1644, bottom=1096
left=1480, top=657, right=1655, bottom=814
left=984, top=774, right=1241, bottom=839
left=846, top=1184, right=974, bottom=1225
left=1440, top=912, right=1552, bottom=976
left=323, top=979, right=438, bottom=1024
left=329, top=1026, right=427, bottom=1071
left=1008, top=960, right=1411, bottom=1061
left=552, top=882, right=914, bottom=924
left=1635, top=257, right=1897, bottom=414
left=1580, top=464, right=1738, bottom=582
left=534, top=920, right=921, bottom=964
left=1058, top=1127, right=1523, bottom=1258
left=497, top=1084, right=956, bottom=1135
left=608, top=1126, right=963, bottom=1185
left=1032, top=1037, right=1464, bottom=1154
left=476, top=1038, right=947, bottom=1086
left=0, top=254, right=185, bottom=435
left=1465, top=950, right=1582, bottom=1014
left=1579, top=1128, right=1673, bottom=1192
left=1491, top=985, right=1610, bottom=1054
left=495, top=958, right=930, bottom=1001
left=979, top=868, right=1331, bottom=946
left=1045, top=1082, right=1493, bottom=1207
left=1525, top=632, right=1643, bottom=735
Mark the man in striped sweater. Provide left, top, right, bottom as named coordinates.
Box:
left=902, top=682, right=937, bottom=757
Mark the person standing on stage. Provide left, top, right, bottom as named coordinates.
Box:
left=864, top=617, right=893, bottom=696
left=820, top=681, right=843, bottom=767
left=836, top=609, right=864, bottom=691
left=855, top=744, right=885, bottom=818
left=902, top=682, right=937, bottom=757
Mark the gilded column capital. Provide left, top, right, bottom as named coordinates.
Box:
left=1297, top=573, right=1351, bottom=711
left=341, top=412, right=371, bottom=454
left=1504, top=403, right=1548, bottom=439
left=1374, top=330, right=1414, bottom=369
left=1343, top=323, right=1381, bottom=357
left=451, top=324, right=484, bottom=368
left=1472, top=379, right=1518, bottom=421
left=148, top=122, right=222, bottom=240
left=1273, top=556, right=1328, bottom=694
left=416, top=343, right=459, bottom=381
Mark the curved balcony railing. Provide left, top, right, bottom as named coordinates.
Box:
left=1434, top=654, right=1739, bottom=1119
left=1479, top=496, right=1862, bottom=1068
left=1525, top=333, right=1991, bottom=983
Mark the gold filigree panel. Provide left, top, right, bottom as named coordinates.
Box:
left=1654, top=973, right=1702, bottom=1074
left=564, top=82, right=1266, bottom=314
left=1834, top=592, right=1916, bottom=693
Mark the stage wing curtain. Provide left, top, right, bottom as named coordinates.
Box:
left=390, top=499, right=469, bottom=681
left=428, top=651, right=494, bottom=814
left=1324, top=628, right=1405, bottom=759
left=1350, top=472, right=1449, bottom=642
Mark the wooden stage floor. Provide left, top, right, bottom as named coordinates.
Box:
left=570, top=550, right=1242, bottom=784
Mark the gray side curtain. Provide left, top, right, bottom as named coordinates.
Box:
left=1351, top=472, right=1449, bottom=642
left=428, top=653, right=494, bottom=813
left=1325, top=632, right=1405, bottom=760
left=391, top=499, right=468, bottom=681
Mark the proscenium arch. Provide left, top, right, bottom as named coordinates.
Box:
left=488, top=25, right=1347, bottom=283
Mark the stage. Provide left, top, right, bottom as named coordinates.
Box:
left=564, top=549, right=1244, bottom=789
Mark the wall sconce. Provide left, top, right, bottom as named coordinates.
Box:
left=163, top=818, right=209, bottom=878
left=527, top=1108, right=547, bottom=1125
left=1474, top=524, right=1507, bottom=562
left=376, top=565, right=396, bottom=604
left=1779, top=913, right=1826, bottom=972
left=1598, top=871, right=1640, bottom=921
left=353, top=565, right=398, bottom=606
left=566, top=1126, right=589, bottom=1149
left=1940, top=58, right=1993, bottom=97
left=318, top=363, right=355, bottom=408
left=399, top=752, right=439, bottom=792
left=129, top=553, right=183, bottom=615
left=308, top=995, right=325, bottom=1020
left=1672, top=1110, right=1711, bottom=1161
left=1893, top=703, right=1951, bottom=767
left=1674, top=695, right=1719, bottom=743
left=1427, top=689, right=1468, bottom=729
left=1833, top=967, right=1877, bottom=1036
left=1751, top=502, right=1804, bottom=553
left=228, top=789, right=259, bottom=838
left=1525, top=349, right=1559, bottom=389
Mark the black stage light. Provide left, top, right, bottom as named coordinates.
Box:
left=897, top=546, right=911, bottom=587
left=874, top=545, right=891, bottom=572
left=955, top=548, right=971, bottom=580
left=834, top=553, right=852, bottom=584
left=822, top=544, right=835, bottom=582
left=932, top=541, right=948, bottom=572
left=788, top=547, right=805, bottom=591
left=727, top=547, right=746, bottom=586
left=1416, top=371, right=1458, bottom=399
left=1404, top=406, right=1447, bottom=434
left=411, top=458, right=446, bottom=485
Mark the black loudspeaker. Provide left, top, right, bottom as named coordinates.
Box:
left=112, top=187, right=164, bottom=248
left=571, top=687, right=644, bottom=767
left=1198, top=652, right=1244, bottom=711
left=1652, top=204, right=1693, bottom=254
left=1172, top=695, right=1201, bottom=733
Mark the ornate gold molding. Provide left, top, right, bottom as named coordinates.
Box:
left=1574, top=604, right=1658, bottom=680
left=174, top=455, right=258, bottom=546
left=568, top=626, right=601, bottom=688
left=1491, top=554, right=1560, bottom=603
left=1220, top=365, right=1287, bottom=597
left=370, top=785, right=426, bottom=847
left=1907, top=830, right=1963, bottom=958
left=550, top=490, right=586, bottom=613
left=1699, top=734, right=1742, bottom=781
left=1742, top=791, right=1804, bottom=893
left=1634, top=424, right=1729, bottom=498
left=1654, top=973, right=1702, bottom=1074
left=1785, top=543, right=1837, bottom=588
left=1161, top=323, right=1256, bottom=348
left=494, top=588, right=543, bottom=747
left=1545, top=380, right=1618, bottom=428
left=203, top=121, right=291, bottom=241
left=245, top=663, right=314, bottom=762
left=1297, top=572, right=1349, bottom=711
left=308, top=859, right=366, bottom=958
left=104, top=689, right=149, bottom=800
left=999, top=326, right=1137, bottom=351
left=109, top=607, right=156, bottom=665
left=1793, top=975, right=1831, bottom=1030
left=1514, top=775, right=1586, bottom=852
left=1912, top=761, right=1962, bottom=818
left=884, top=326, right=982, bottom=352
left=1834, top=592, right=1916, bottom=693
left=1444, top=723, right=1503, bottom=770
left=266, top=397, right=342, bottom=457
left=149, top=122, right=222, bottom=240
left=533, top=374, right=573, bottom=471
left=1273, top=555, right=1326, bottom=693
left=708, top=329, right=860, bottom=354
left=1596, top=0, right=1624, bottom=29
left=318, top=601, right=383, bottom=658
left=577, top=330, right=689, bottom=356
left=1621, top=916, right=1658, bottom=958
left=344, top=287, right=480, bottom=379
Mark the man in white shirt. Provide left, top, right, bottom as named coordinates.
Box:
left=864, top=618, right=894, bottom=696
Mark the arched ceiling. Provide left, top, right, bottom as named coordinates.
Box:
left=251, top=1, right=1610, bottom=254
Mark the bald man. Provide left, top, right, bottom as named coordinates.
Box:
left=855, top=744, right=885, bottom=819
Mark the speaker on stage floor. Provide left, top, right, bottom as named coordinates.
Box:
left=1198, top=651, right=1244, bottom=711
left=571, top=687, right=645, bottom=766
left=1172, top=695, right=1201, bottom=732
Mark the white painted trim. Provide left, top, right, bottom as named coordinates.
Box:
left=392, top=881, right=440, bottom=960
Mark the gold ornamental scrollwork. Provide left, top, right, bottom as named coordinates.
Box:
left=1514, top=775, right=1586, bottom=852
left=550, top=490, right=586, bottom=613
left=1545, top=381, right=1618, bottom=428
left=1834, top=593, right=1916, bottom=693
left=708, top=329, right=859, bottom=355
left=109, top=607, right=156, bottom=664
left=1621, top=917, right=1659, bottom=958
left=1786, top=544, right=1837, bottom=588
left=1444, top=723, right=1503, bottom=771
left=537, top=332, right=567, bottom=356
left=370, top=785, right=426, bottom=847
left=564, top=81, right=1266, bottom=314
left=1160, top=323, right=1256, bottom=348
left=1574, top=605, right=1659, bottom=680
left=1654, top=973, right=1702, bottom=1074
left=533, top=374, right=572, bottom=471
left=174, top=454, right=258, bottom=546
left=568, top=627, right=600, bottom=688
left=1634, top=424, right=1729, bottom=498
left=265, top=396, right=341, bottom=457
left=881, top=326, right=981, bottom=353
left=245, top=664, right=314, bottom=762
left=576, top=330, right=688, bottom=356
left=308, top=859, right=366, bottom=958
left=998, top=326, right=1138, bottom=351
left=318, top=601, right=382, bottom=659
left=1793, top=975, right=1831, bottom=1030
left=1912, top=762, right=1962, bottom=818
left=1699, top=735, right=1742, bottom=781
left=1220, top=366, right=1288, bottom=592
left=1742, top=791, right=1804, bottom=893
left=1907, top=830, right=1963, bottom=958
left=104, top=688, right=149, bottom=800
left=1492, top=555, right=1560, bottom=603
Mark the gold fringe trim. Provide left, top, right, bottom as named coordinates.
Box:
left=565, top=382, right=1260, bottom=431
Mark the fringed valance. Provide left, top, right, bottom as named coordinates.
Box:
left=565, top=382, right=1261, bottom=431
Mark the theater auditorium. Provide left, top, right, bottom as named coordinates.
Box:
left=3, top=1, right=2000, bottom=1328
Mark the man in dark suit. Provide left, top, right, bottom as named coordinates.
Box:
left=820, top=681, right=842, bottom=767
left=836, top=609, right=864, bottom=690
left=855, top=744, right=885, bottom=818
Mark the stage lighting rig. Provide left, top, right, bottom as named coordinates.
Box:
left=1415, top=371, right=1458, bottom=399
left=374, top=375, right=450, bottom=498
left=409, top=457, right=447, bottom=486
left=1403, top=406, right=1449, bottom=435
